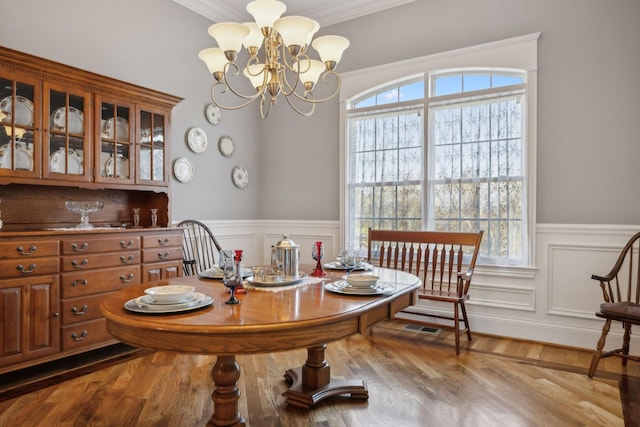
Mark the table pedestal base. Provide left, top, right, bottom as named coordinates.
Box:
left=208, top=355, right=245, bottom=427
left=282, top=345, right=369, bottom=408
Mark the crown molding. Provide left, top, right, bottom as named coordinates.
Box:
left=173, top=0, right=416, bottom=26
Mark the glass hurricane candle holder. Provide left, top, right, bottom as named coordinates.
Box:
left=132, top=208, right=141, bottom=228
left=150, top=208, right=158, bottom=227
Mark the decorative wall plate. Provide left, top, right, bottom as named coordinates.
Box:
left=206, top=104, right=221, bottom=124
left=173, top=157, right=194, bottom=183
left=232, top=165, right=249, bottom=188
left=187, top=127, right=208, bottom=153
left=218, top=135, right=234, bottom=157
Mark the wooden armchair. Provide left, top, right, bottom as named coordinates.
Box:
left=176, top=220, right=222, bottom=276
left=367, top=228, right=483, bottom=355
left=588, top=231, right=640, bottom=378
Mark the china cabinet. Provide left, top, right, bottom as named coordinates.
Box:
left=0, top=46, right=185, bottom=375
left=0, top=45, right=182, bottom=227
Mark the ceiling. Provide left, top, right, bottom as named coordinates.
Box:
left=173, top=0, right=417, bottom=26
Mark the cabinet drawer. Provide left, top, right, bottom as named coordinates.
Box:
left=61, top=236, right=140, bottom=255
left=142, top=246, right=183, bottom=263
left=61, top=266, right=140, bottom=298
left=61, top=250, right=140, bottom=272
left=143, top=233, right=182, bottom=249
left=61, top=318, right=115, bottom=351
left=0, top=257, right=59, bottom=279
left=0, top=240, right=59, bottom=260
left=61, top=293, right=109, bottom=325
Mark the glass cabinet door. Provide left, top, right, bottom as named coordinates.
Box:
left=43, top=84, right=90, bottom=181
left=0, top=76, right=40, bottom=177
left=96, top=97, right=133, bottom=183
left=137, top=107, right=167, bottom=185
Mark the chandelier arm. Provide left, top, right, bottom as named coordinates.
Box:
left=278, top=49, right=310, bottom=97
left=285, top=71, right=342, bottom=104
left=210, top=82, right=264, bottom=111
left=282, top=90, right=316, bottom=117
left=279, top=67, right=301, bottom=97
left=215, top=62, right=267, bottom=102
left=259, top=96, right=272, bottom=119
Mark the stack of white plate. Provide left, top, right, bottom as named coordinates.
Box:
left=325, top=280, right=394, bottom=296
left=125, top=284, right=213, bottom=313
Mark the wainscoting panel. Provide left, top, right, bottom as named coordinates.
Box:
left=176, top=220, right=640, bottom=349
left=468, top=283, right=536, bottom=311
left=546, top=243, right=621, bottom=319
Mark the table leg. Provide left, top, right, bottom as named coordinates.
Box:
left=282, top=344, right=368, bottom=408
left=208, top=355, right=245, bottom=427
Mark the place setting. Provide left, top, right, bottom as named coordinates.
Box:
left=324, top=249, right=393, bottom=295
left=323, top=249, right=373, bottom=272
left=325, top=274, right=395, bottom=296
left=124, top=284, right=214, bottom=314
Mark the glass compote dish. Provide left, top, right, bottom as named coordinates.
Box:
left=65, top=201, right=104, bottom=229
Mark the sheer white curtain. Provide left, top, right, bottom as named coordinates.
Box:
left=427, top=94, right=526, bottom=264
left=348, top=108, right=423, bottom=249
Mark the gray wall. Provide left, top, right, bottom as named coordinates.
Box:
left=0, top=0, right=261, bottom=221
left=2, top=0, right=639, bottom=225
left=261, top=0, right=640, bottom=224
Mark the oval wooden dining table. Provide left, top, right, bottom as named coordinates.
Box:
left=100, top=266, right=421, bottom=427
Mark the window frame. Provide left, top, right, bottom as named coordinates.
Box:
left=339, top=33, right=540, bottom=269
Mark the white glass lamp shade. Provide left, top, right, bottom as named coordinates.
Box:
left=242, top=22, right=264, bottom=52
left=305, top=19, right=320, bottom=47
left=208, top=22, right=250, bottom=53
left=312, top=35, right=350, bottom=67
left=198, top=48, right=228, bottom=74
left=274, top=16, right=317, bottom=49
left=247, top=0, right=287, bottom=29
left=298, top=59, right=325, bottom=86
left=243, top=63, right=270, bottom=89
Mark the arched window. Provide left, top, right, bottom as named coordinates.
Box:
left=341, top=34, right=538, bottom=267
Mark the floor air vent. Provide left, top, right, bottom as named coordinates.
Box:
left=403, top=324, right=440, bottom=334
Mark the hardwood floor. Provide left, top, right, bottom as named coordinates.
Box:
left=1, top=319, right=638, bottom=427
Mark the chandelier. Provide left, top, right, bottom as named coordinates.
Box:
left=198, top=0, right=350, bottom=118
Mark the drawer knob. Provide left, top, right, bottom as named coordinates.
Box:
left=16, top=245, right=37, bottom=256
left=16, top=264, right=37, bottom=274
left=71, top=304, right=88, bottom=316
left=71, top=259, right=89, bottom=269
left=71, top=279, right=88, bottom=287
left=120, top=240, right=135, bottom=248
left=158, top=251, right=170, bottom=260
left=120, top=255, right=135, bottom=264
left=71, top=330, right=88, bottom=341
left=120, top=273, right=134, bottom=283
left=158, top=238, right=170, bottom=246
left=71, top=242, right=89, bottom=252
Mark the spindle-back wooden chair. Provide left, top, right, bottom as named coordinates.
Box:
left=367, top=228, right=483, bottom=354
